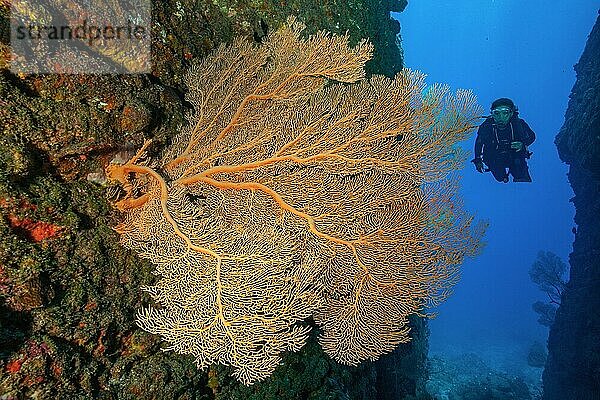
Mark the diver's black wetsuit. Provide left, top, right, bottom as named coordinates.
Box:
left=474, top=115, right=536, bottom=182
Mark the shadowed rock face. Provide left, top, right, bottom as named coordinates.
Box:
left=545, top=10, right=600, bottom=400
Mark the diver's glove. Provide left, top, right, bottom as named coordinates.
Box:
left=511, top=141, right=524, bottom=152
left=471, top=157, right=484, bottom=173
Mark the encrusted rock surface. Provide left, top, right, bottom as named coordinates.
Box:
left=0, top=1, right=435, bottom=399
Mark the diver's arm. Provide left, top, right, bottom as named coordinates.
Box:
left=520, top=119, right=536, bottom=146
left=474, top=131, right=484, bottom=159
left=472, top=133, right=485, bottom=173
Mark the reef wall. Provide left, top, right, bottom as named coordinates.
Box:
left=0, top=1, right=434, bottom=399
left=545, top=9, right=600, bottom=400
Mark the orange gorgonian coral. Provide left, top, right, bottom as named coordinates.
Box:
left=106, top=17, right=485, bottom=385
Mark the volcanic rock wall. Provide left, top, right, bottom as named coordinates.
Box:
left=545, top=10, right=600, bottom=400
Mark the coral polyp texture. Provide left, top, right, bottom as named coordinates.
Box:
left=106, top=18, right=485, bottom=385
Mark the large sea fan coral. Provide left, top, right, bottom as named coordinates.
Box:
left=107, top=17, right=485, bottom=385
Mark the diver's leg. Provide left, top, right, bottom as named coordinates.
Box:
left=488, top=162, right=509, bottom=183
left=510, top=157, right=532, bottom=182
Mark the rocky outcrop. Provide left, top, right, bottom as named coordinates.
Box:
left=0, top=1, right=431, bottom=399
left=545, top=10, right=600, bottom=400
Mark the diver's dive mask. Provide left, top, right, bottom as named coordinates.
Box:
left=491, top=106, right=513, bottom=126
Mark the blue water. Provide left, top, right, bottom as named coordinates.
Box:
left=393, top=1, right=599, bottom=371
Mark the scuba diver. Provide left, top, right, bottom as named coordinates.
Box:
left=471, top=98, right=536, bottom=183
